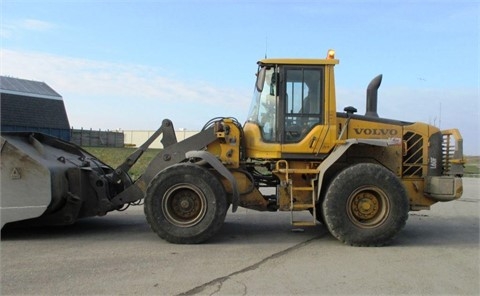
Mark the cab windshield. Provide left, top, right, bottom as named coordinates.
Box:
left=247, top=66, right=277, bottom=142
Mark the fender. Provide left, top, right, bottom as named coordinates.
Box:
left=185, top=150, right=240, bottom=213
left=316, top=138, right=402, bottom=201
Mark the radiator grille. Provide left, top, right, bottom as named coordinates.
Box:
left=403, top=132, right=423, bottom=177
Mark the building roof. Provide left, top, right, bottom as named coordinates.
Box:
left=1, top=93, right=70, bottom=129
left=0, top=76, right=62, bottom=100
left=1, top=76, right=70, bottom=130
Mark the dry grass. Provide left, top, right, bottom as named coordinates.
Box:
left=82, top=147, right=162, bottom=180
left=465, top=156, right=480, bottom=176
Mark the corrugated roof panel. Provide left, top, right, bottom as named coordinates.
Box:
left=1, top=93, right=70, bottom=129
left=0, top=76, right=62, bottom=99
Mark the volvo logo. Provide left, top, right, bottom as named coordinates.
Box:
left=353, top=128, right=399, bottom=136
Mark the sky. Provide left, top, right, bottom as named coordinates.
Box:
left=1, top=0, right=479, bottom=154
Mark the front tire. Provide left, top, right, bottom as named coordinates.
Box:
left=144, top=163, right=227, bottom=244
left=322, top=163, right=409, bottom=246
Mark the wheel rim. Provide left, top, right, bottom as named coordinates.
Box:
left=346, top=186, right=390, bottom=228
left=162, top=183, right=207, bottom=227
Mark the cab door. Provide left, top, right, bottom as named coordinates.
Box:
left=279, top=65, right=337, bottom=157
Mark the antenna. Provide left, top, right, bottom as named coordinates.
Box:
left=439, top=101, right=442, bottom=129
left=265, top=36, right=268, bottom=58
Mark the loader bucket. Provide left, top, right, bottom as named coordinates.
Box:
left=1, top=133, right=52, bottom=228
left=1, top=132, right=119, bottom=228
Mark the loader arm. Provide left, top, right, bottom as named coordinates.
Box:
left=109, top=124, right=218, bottom=207
left=111, top=119, right=178, bottom=185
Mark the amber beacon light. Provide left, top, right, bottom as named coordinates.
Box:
left=327, top=49, right=335, bottom=59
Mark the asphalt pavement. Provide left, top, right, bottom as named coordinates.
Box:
left=1, top=178, right=479, bottom=295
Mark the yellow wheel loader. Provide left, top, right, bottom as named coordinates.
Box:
left=1, top=50, right=464, bottom=246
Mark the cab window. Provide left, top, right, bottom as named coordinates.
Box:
left=284, top=67, right=323, bottom=142
left=247, top=66, right=278, bottom=142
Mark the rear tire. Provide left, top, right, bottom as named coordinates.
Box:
left=144, top=163, right=227, bottom=244
left=322, top=163, right=409, bottom=246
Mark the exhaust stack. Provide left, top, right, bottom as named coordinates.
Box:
left=365, top=74, right=382, bottom=118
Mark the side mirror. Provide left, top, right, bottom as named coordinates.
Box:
left=256, top=67, right=266, bottom=92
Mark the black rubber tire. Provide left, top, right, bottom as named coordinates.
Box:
left=322, top=163, right=409, bottom=246
left=144, top=163, right=227, bottom=244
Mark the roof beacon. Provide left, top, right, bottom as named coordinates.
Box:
left=327, top=49, right=335, bottom=59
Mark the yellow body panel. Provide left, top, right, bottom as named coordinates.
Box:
left=206, top=119, right=243, bottom=168
left=220, top=171, right=269, bottom=211
left=243, top=122, right=282, bottom=159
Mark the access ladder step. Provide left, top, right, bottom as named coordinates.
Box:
left=291, top=204, right=313, bottom=211
left=291, top=186, right=314, bottom=191
left=292, top=220, right=317, bottom=227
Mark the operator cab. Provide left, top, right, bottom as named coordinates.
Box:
left=243, top=51, right=339, bottom=159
